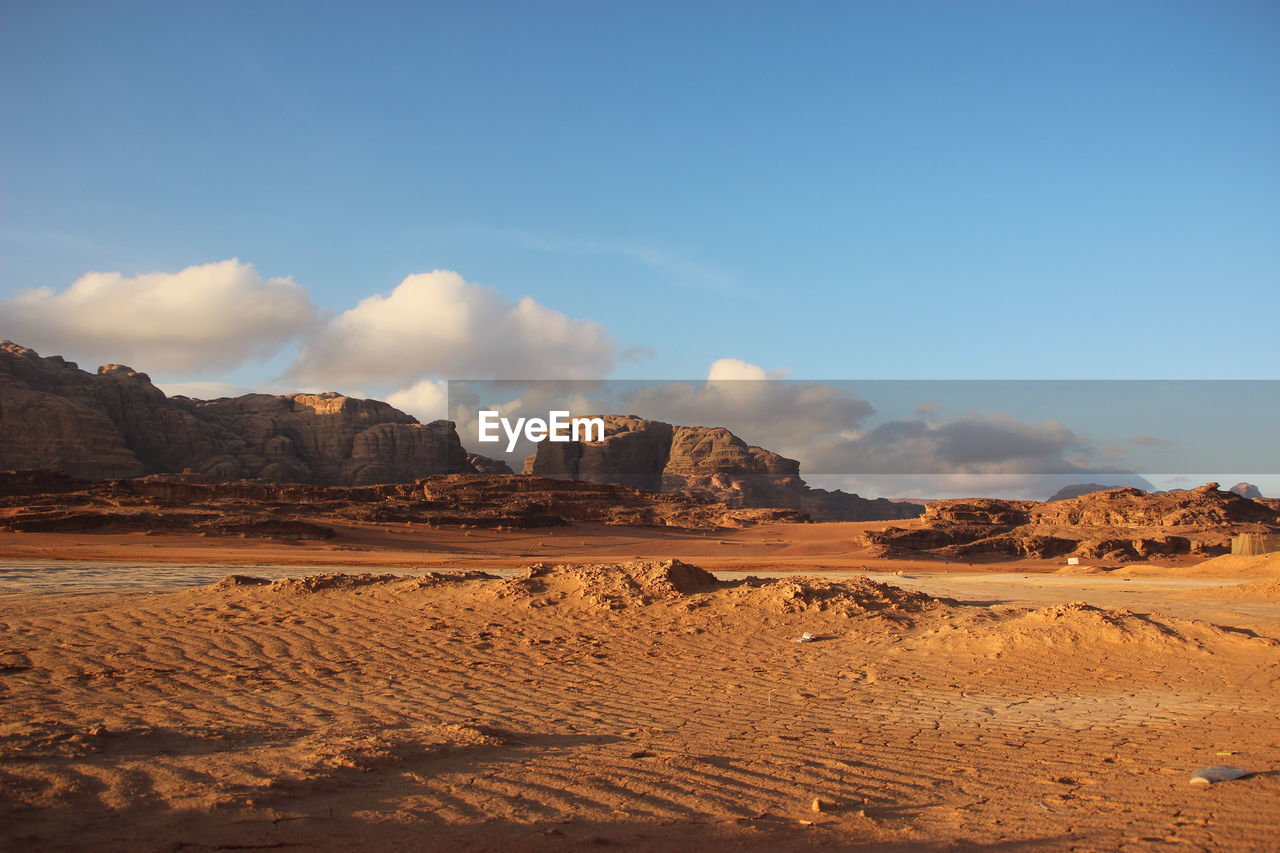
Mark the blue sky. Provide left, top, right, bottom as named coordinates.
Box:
left=4, top=0, right=1277, bottom=381
left=2, top=0, right=1278, bottom=498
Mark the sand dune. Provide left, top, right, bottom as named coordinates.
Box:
left=1172, top=577, right=1280, bottom=602
left=1120, top=552, right=1280, bottom=579
left=3, top=561, right=1278, bottom=851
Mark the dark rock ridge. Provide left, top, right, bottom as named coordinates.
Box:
left=524, top=414, right=922, bottom=521
left=467, top=453, right=515, bottom=475
left=862, top=482, right=1280, bottom=561
left=0, top=470, right=803, bottom=534
left=0, top=341, right=472, bottom=485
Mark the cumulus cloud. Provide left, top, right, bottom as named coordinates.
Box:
left=443, top=360, right=875, bottom=465
left=289, top=270, right=614, bottom=389
left=447, top=369, right=1163, bottom=499
left=1, top=259, right=317, bottom=374
left=386, top=379, right=450, bottom=423
left=706, top=358, right=785, bottom=381
left=799, top=412, right=1095, bottom=475
left=620, top=359, right=873, bottom=455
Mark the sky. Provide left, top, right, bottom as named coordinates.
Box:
left=2, top=1, right=1277, bottom=495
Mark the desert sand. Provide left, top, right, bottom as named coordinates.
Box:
left=3, top=522, right=1279, bottom=851
left=0, top=516, right=1212, bottom=577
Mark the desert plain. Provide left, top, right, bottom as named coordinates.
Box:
left=3, top=514, right=1279, bottom=852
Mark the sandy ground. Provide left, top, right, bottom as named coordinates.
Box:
left=0, top=517, right=1211, bottom=575
left=2, top=524, right=1278, bottom=851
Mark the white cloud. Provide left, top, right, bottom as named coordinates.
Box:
left=621, top=359, right=873, bottom=454
left=386, top=379, right=450, bottom=423
left=3, top=259, right=317, bottom=373
left=707, top=357, right=780, bottom=381
left=802, top=412, right=1087, bottom=475
left=1, top=259, right=317, bottom=374
left=288, top=270, right=615, bottom=389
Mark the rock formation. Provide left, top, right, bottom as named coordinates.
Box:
left=1230, top=482, right=1264, bottom=499
left=0, top=470, right=803, bottom=534
left=0, top=341, right=472, bottom=485
left=524, top=415, right=922, bottom=521
left=862, top=484, right=1280, bottom=561
left=1047, top=483, right=1124, bottom=502
left=466, top=453, right=514, bottom=475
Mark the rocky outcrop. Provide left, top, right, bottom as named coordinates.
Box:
left=0, top=341, right=472, bottom=485
left=525, top=415, right=921, bottom=521
left=1230, top=482, right=1264, bottom=499
left=862, top=483, right=1280, bottom=561
left=1047, top=483, right=1124, bottom=502
left=466, top=453, right=515, bottom=475
left=0, top=470, right=803, bottom=533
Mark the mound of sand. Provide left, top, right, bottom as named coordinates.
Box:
left=920, top=600, right=1272, bottom=656
left=391, top=570, right=501, bottom=590
left=1116, top=551, right=1280, bottom=580
left=210, top=570, right=500, bottom=595
left=1171, top=552, right=1280, bottom=578
left=211, top=574, right=271, bottom=589
left=299, top=722, right=512, bottom=775
left=496, top=558, right=719, bottom=608
left=729, top=575, right=941, bottom=617
left=266, top=573, right=405, bottom=594
left=1173, top=577, right=1280, bottom=601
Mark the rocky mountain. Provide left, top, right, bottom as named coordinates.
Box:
left=1230, top=482, right=1264, bottom=499
left=524, top=415, right=922, bottom=521
left=862, top=482, right=1280, bottom=561
left=0, top=341, right=474, bottom=485
left=1046, top=483, right=1124, bottom=502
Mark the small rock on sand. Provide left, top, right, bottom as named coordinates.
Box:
left=1189, top=765, right=1249, bottom=785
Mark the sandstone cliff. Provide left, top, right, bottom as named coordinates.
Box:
left=525, top=415, right=921, bottom=521
left=862, top=483, right=1280, bottom=561
left=0, top=341, right=472, bottom=485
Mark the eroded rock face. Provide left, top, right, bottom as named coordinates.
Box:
left=862, top=484, right=1280, bottom=561
left=0, top=342, right=472, bottom=485
left=528, top=415, right=675, bottom=491
left=525, top=415, right=921, bottom=521
left=1230, top=482, right=1264, bottom=499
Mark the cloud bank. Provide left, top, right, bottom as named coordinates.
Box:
left=1, top=259, right=317, bottom=374
left=447, top=362, right=1166, bottom=499
left=2, top=263, right=618, bottom=397
left=288, top=270, right=615, bottom=389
